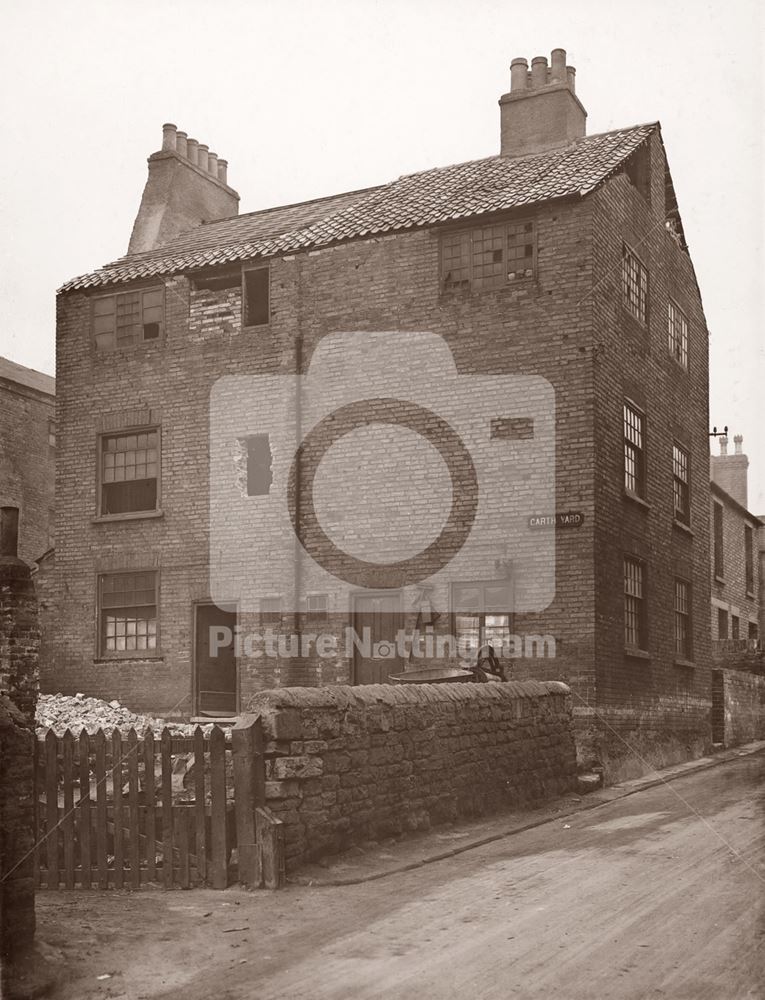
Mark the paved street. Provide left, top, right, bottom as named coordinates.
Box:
left=38, top=751, right=764, bottom=1000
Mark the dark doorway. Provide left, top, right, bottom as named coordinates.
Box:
left=195, top=603, right=238, bottom=717
left=352, top=592, right=403, bottom=684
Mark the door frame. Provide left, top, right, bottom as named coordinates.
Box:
left=350, top=589, right=403, bottom=685
left=191, top=600, right=240, bottom=720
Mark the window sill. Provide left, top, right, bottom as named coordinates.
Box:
left=441, top=275, right=537, bottom=297
left=624, top=491, right=650, bottom=511
left=190, top=716, right=238, bottom=725
left=93, top=510, right=164, bottom=524
left=672, top=519, right=694, bottom=537
left=714, top=574, right=725, bottom=585
left=94, top=656, right=164, bottom=664
left=624, top=646, right=651, bottom=660
left=746, top=591, right=755, bottom=600
left=674, top=658, right=695, bottom=669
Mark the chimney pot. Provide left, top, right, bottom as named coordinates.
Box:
left=531, top=56, right=548, bottom=88
left=176, top=130, right=188, bottom=158
left=197, top=143, right=210, bottom=173
left=720, top=436, right=728, bottom=456
left=566, top=66, right=576, bottom=92
left=0, top=506, right=19, bottom=559
left=208, top=151, right=219, bottom=176
left=217, top=159, right=229, bottom=184
left=186, top=137, right=199, bottom=166
left=550, top=48, right=567, bottom=83
left=161, top=123, right=178, bottom=151
left=510, top=57, right=529, bottom=91
left=734, top=434, right=744, bottom=455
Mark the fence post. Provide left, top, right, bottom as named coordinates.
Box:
left=232, top=714, right=264, bottom=888
left=256, top=807, right=285, bottom=889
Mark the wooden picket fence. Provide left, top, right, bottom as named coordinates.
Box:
left=33, top=715, right=284, bottom=891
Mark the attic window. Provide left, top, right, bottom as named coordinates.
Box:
left=442, top=221, right=535, bottom=292
left=243, top=267, right=269, bottom=326
left=93, top=287, right=164, bottom=350
left=192, top=270, right=241, bottom=292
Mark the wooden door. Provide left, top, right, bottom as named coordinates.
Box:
left=195, top=603, right=238, bottom=717
left=352, top=592, right=402, bottom=684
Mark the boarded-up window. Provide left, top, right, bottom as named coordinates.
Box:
left=243, top=268, right=269, bottom=326
left=101, top=430, right=159, bottom=514
left=717, top=608, right=728, bottom=639
left=246, top=435, right=272, bottom=496
left=745, top=525, right=754, bottom=594
left=93, top=287, right=164, bottom=350
left=99, top=571, right=158, bottom=657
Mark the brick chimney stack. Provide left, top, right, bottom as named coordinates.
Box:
left=128, top=123, right=239, bottom=255
left=499, top=48, right=586, bottom=158
left=711, top=434, right=750, bottom=509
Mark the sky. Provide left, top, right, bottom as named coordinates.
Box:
left=0, top=0, right=763, bottom=507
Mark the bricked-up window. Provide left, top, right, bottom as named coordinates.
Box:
left=93, top=287, right=164, bottom=350
left=713, top=502, right=724, bottom=578
left=674, top=579, right=691, bottom=659
left=243, top=267, right=269, bottom=326
left=624, top=402, right=646, bottom=498
left=441, top=221, right=535, bottom=292
left=624, top=557, right=647, bottom=649
left=717, top=608, right=728, bottom=639
left=101, top=430, right=159, bottom=515
left=745, top=525, right=754, bottom=594
left=453, top=581, right=512, bottom=651
left=621, top=246, right=648, bottom=325
left=672, top=443, right=690, bottom=524
left=306, top=593, right=328, bottom=622
left=99, top=571, right=158, bottom=657
left=260, top=597, right=281, bottom=624
left=246, top=435, right=272, bottom=496
left=668, top=299, right=688, bottom=368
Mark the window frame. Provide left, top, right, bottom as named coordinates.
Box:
left=242, top=266, right=270, bottom=328
left=91, top=284, right=166, bottom=352
left=621, top=244, right=649, bottom=326
left=440, top=218, right=537, bottom=294
left=623, top=400, right=647, bottom=500
left=624, top=556, right=648, bottom=652
left=97, top=569, right=160, bottom=660
left=450, top=580, right=514, bottom=653
left=667, top=298, right=689, bottom=370
left=673, top=577, right=692, bottom=660
left=96, top=425, right=161, bottom=519
left=672, top=442, right=690, bottom=525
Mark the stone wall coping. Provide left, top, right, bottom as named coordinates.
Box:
left=249, top=680, right=570, bottom=712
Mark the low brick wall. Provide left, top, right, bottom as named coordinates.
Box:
left=250, top=680, right=577, bottom=870
left=712, top=668, right=765, bottom=748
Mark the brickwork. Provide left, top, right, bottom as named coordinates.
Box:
left=711, top=668, right=765, bottom=747
left=0, top=369, right=55, bottom=566
left=709, top=484, right=760, bottom=653
left=250, top=680, right=577, bottom=869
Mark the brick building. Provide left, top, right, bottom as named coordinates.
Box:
left=0, top=356, right=55, bottom=566
left=55, top=50, right=713, bottom=775
left=709, top=435, right=763, bottom=670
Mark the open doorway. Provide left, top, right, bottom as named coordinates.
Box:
left=194, top=602, right=238, bottom=718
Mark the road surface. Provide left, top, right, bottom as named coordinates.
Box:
left=37, top=751, right=764, bottom=1000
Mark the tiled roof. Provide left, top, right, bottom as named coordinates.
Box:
left=0, top=355, right=55, bottom=396
left=60, top=122, right=658, bottom=293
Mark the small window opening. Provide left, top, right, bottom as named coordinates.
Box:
left=244, top=268, right=269, bottom=326
left=143, top=323, right=160, bottom=340
left=247, top=435, right=272, bottom=496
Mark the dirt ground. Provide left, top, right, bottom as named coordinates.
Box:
left=18, top=751, right=765, bottom=1000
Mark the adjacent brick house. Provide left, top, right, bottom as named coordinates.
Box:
left=709, top=435, right=763, bottom=670
left=0, top=356, right=55, bottom=566
left=54, top=50, right=713, bottom=775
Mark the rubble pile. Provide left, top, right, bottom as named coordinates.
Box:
left=35, top=693, right=217, bottom=737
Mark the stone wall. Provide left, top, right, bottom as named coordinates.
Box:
left=250, top=680, right=577, bottom=870
left=711, top=668, right=765, bottom=748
